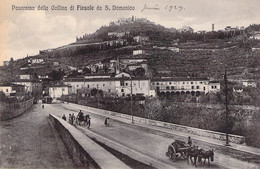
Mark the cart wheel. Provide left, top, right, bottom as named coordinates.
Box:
left=168, top=147, right=176, bottom=161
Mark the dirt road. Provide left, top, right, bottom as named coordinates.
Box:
left=0, top=104, right=76, bottom=169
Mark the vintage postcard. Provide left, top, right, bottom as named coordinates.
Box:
left=0, top=0, right=259, bottom=169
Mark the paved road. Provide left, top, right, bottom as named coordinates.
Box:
left=0, top=104, right=76, bottom=169
left=51, top=103, right=260, bottom=169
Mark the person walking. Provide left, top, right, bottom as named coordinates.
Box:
left=42, top=104, right=44, bottom=109
left=188, top=136, right=192, bottom=147
left=71, top=113, right=75, bottom=125
left=68, top=114, right=72, bottom=124
left=87, top=117, right=91, bottom=128
left=62, top=114, right=66, bottom=121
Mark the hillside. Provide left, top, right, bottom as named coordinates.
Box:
left=0, top=20, right=260, bottom=82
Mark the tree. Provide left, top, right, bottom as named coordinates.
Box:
left=133, top=67, right=146, bottom=77
left=91, top=88, right=98, bottom=96
left=144, top=98, right=162, bottom=119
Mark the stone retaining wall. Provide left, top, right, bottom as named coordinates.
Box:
left=49, top=114, right=131, bottom=169
left=0, top=98, right=34, bottom=121
left=84, top=106, right=245, bottom=144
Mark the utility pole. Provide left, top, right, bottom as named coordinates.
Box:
left=224, top=70, right=230, bottom=146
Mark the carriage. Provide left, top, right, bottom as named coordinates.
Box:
left=165, top=140, right=191, bottom=161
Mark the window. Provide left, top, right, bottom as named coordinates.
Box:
left=156, top=86, right=160, bottom=90
left=6, top=89, right=8, bottom=92
left=120, top=82, right=124, bottom=86
left=125, top=83, right=128, bottom=86
left=152, top=83, right=155, bottom=85
left=166, top=86, right=170, bottom=90
left=181, top=86, right=184, bottom=90
left=77, top=85, right=79, bottom=87
left=191, top=82, right=193, bottom=84
left=187, top=82, right=189, bottom=84
left=87, top=85, right=89, bottom=88
left=121, top=89, right=124, bottom=92
left=171, top=86, right=174, bottom=90
left=156, top=82, right=159, bottom=85
left=212, top=86, right=214, bottom=89
left=203, top=87, right=205, bottom=90
left=169, top=82, right=172, bottom=85
left=192, top=86, right=194, bottom=89
left=197, top=86, right=200, bottom=89
left=183, top=82, right=185, bottom=84
left=103, top=84, right=105, bottom=86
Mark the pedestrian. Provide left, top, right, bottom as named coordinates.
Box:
left=62, top=114, right=66, bottom=121
left=69, top=114, right=72, bottom=124
left=188, top=136, right=192, bottom=147
left=42, top=104, right=44, bottom=109
left=104, top=117, right=110, bottom=127
left=104, top=117, right=108, bottom=127
left=72, top=113, right=75, bottom=125
left=88, top=117, right=91, bottom=128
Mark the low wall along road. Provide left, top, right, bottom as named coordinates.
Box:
left=83, top=105, right=245, bottom=144
left=49, top=114, right=131, bottom=169
left=0, top=98, right=34, bottom=121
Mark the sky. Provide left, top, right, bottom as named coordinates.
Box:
left=0, top=0, right=259, bottom=63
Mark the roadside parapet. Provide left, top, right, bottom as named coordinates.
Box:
left=73, top=104, right=245, bottom=144
left=49, top=113, right=131, bottom=169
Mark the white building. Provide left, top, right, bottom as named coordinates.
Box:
left=13, top=80, right=42, bottom=99
left=0, top=84, right=26, bottom=96
left=151, top=77, right=216, bottom=96
left=47, top=85, right=72, bottom=99
left=242, top=80, right=257, bottom=88
left=19, top=74, right=32, bottom=80
left=208, top=81, right=221, bottom=93
left=133, top=50, right=145, bottom=55
left=64, top=74, right=154, bottom=97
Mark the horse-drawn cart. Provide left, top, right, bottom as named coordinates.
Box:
left=165, top=140, right=191, bottom=161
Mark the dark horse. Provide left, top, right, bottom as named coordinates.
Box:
left=198, top=149, right=214, bottom=166
left=76, top=111, right=84, bottom=126
left=187, top=146, right=200, bottom=167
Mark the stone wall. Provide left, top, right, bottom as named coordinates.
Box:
left=83, top=105, right=245, bottom=144
left=49, top=114, right=130, bottom=169
left=0, top=98, right=34, bottom=121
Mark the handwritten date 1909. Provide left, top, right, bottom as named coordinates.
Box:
left=141, top=4, right=185, bottom=12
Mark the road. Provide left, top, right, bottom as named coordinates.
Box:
left=50, top=102, right=260, bottom=169
left=0, top=104, right=76, bottom=169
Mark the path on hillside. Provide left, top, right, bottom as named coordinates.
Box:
left=50, top=103, right=260, bottom=169
left=0, top=104, right=76, bottom=169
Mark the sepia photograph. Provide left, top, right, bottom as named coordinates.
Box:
left=0, top=0, right=260, bottom=168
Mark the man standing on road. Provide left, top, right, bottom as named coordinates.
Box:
left=188, top=136, right=192, bottom=147
left=42, top=104, right=44, bottom=109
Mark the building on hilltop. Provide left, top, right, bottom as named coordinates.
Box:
left=178, top=26, right=194, bottom=33
left=133, top=35, right=149, bottom=44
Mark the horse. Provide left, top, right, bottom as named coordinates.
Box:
left=76, top=111, right=85, bottom=126
left=186, top=146, right=200, bottom=167
left=198, top=149, right=214, bottom=166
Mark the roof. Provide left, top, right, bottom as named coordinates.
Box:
left=48, top=84, right=72, bottom=88
left=13, top=79, right=42, bottom=83
left=64, top=77, right=150, bottom=82
left=0, top=83, right=25, bottom=87
left=151, top=77, right=209, bottom=82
